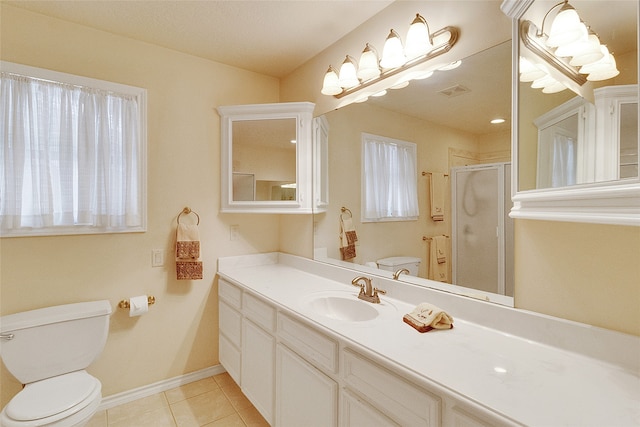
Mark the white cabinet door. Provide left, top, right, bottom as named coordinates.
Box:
left=276, top=344, right=338, bottom=427
left=341, top=389, right=399, bottom=427
left=242, top=318, right=275, bottom=424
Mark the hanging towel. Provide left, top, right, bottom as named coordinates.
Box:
left=176, top=224, right=200, bottom=259
left=428, top=236, right=449, bottom=283
left=403, top=302, right=454, bottom=332
left=339, top=216, right=357, bottom=260
left=430, top=172, right=446, bottom=221
left=176, top=223, right=202, bottom=280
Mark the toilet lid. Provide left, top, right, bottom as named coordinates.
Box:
left=5, top=371, right=99, bottom=422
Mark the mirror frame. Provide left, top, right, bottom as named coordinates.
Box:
left=217, top=102, right=315, bottom=213
left=501, top=0, right=640, bottom=227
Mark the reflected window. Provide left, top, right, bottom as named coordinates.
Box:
left=361, top=133, right=418, bottom=222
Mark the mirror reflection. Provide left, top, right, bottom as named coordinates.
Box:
left=314, top=40, right=514, bottom=305
left=518, top=0, right=638, bottom=192
left=232, top=118, right=297, bottom=201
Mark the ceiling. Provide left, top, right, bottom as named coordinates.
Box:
left=5, top=0, right=394, bottom=78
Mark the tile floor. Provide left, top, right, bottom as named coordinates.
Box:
left=86, top=373, right=269, bottom=427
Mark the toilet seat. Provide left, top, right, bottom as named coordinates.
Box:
left=1, top=371, right=101, bottom=427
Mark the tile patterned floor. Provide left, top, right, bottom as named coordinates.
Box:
left=87, top=373, right=269, bottom=427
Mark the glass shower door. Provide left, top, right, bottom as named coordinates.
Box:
left=452, top=165, right=501, bottom=294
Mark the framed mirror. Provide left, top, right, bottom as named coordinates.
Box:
left=218, top=102, right=316, bottom=213
left=313, top=38, right=515, bottom=306
left=503, top=0, right=639, bottom=225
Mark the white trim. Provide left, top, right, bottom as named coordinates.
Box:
left=98, top=365, right=225, bottom=411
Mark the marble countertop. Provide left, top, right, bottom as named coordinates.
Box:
left=218, top=253, right=640, bottom=426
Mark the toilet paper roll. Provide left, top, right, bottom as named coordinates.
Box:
left=129, top=295, right=149, bottom=317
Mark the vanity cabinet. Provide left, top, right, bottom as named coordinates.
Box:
left=218, top=277, right=515, bottom=427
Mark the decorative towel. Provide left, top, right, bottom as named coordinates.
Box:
left=176, top=224, right=200, bottom=259
left=339, top=216, right=358, bottom=260
left=428, top=236, right=449, bottom=283
left=430, top=172, right=445, bottom=221
left=176, top=223, right=203, bottom=280
left=403, top=302, right=454, bottom=333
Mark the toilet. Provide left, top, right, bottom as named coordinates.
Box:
left=0, top=300, right=112, bottom=427
left=376, top=256, right=421, bottom=276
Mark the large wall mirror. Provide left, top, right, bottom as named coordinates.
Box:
left=313, top=13, right=515, bottom=306
left=504, top=0, right=639, bottom=225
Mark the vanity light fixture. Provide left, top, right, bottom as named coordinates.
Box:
left=520, top=0, right=619, bottom=95
left=320, top=13, right=459, bottom=99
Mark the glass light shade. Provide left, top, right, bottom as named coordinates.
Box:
left=542, top=80, right=567, bottom=93
left=380, top=29, right=406, bottom=69
left=580, top=45, right=615, bottom=74
left=405, top=14, right=433, bottom=59
left=338, top=56, right=360, bottom=88
left=371, top=90, right=387, bottom=97
left=568, top=34, right=604, bottom=66
left=439, top=60, right=462, bottom=71
left=553, top=22, right=588, bottom=57
left=519, top=57, right=547, bottom=82
left=586, top=53, right=620, bottom=81
left=531, top=74, right=557, bottom=89
left=546, top=3, right=584, bottom=48
left=320, top=66, right=342, bottom=95
left=357, top=44, right=381, bottom=81
left=390, top=80, right=410, bottom=90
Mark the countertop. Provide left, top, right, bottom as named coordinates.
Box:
left=218, top=253, right=640, bottom=426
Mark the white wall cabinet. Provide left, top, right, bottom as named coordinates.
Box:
left=217, top=102, right=328, bottom=214
left=218, top=278, right=513, bottom=426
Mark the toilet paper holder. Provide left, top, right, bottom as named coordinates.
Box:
left=118, top=295, right=156, bottom=309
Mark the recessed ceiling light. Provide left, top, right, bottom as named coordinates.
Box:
left=490, top=118, right=506, bottom=124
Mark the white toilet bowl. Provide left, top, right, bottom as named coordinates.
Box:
left=0, top=301, right=111, bottom=427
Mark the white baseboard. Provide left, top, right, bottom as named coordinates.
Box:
left=98, top=365, right=226, bottom=411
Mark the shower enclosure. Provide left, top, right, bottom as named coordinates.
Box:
left=451, top=163, right=513, bottom=296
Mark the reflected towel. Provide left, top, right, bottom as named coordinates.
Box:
left=403, top=302, right=454, bottom=332
left=340, top=216, right=358, bottom=260
left=176, top=224, right=200, bottom=259
left=428, top=236, right=449, bottom=283
left=430, top=173, right=446, bottom=221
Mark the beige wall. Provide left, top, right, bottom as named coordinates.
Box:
left=0, top=4, right=294, bottom=407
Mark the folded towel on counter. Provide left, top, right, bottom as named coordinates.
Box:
left=176, top=224, right=200, bottom=259
left=430, top=172, right=446, bottom=221
left=403, top=302, right=454, bottom=333
left=339, top=216, right=358, bottom=260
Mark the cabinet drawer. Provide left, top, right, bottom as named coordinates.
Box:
left=219, top=279, right=242, bottom=309
left=243, top=292, right=276, bottom=333
left=219, top=300, right=242, bottom=347
left=343, top=349, right=441, bottom=426
left=277, top=313, right=338, bottom=373
left=341, top=389, right=400, bottom=427
left=219, top=333, right=240, bottom=385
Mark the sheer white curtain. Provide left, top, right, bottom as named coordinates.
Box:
left=1, top=71, right=142, bottom=234
left=551, top=134, right=577, bottom=188
left=362, top=134, right=418, bottom=221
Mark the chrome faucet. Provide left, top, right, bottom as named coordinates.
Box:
left=351, top=276, right=386, bottom=304
left=393, top=268, right=410, bottom=280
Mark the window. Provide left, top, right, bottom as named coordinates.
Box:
left=0, top=62, right=146, bottom=237
left=361, top=133, right=418, bottom=222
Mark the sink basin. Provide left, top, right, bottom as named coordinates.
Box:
left=300, top=290, right=397, bottom=322
left=306, top=295, right=379, bottom=322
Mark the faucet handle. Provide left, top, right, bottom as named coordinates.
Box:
left=374, top=287, right=386, bottom=296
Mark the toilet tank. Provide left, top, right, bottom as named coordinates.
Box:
left=0, top=300, right=112, bottom=384
left=376, top=256, right=421, bottom=276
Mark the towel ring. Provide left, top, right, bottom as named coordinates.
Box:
left=177, top=207, right=200, bottom=225
left=340, top=207, right=352, bottom=219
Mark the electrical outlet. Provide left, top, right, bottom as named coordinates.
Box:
left=230, top=225, right=240, bottom=241
left=151, top=249, right=164, bottom=267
